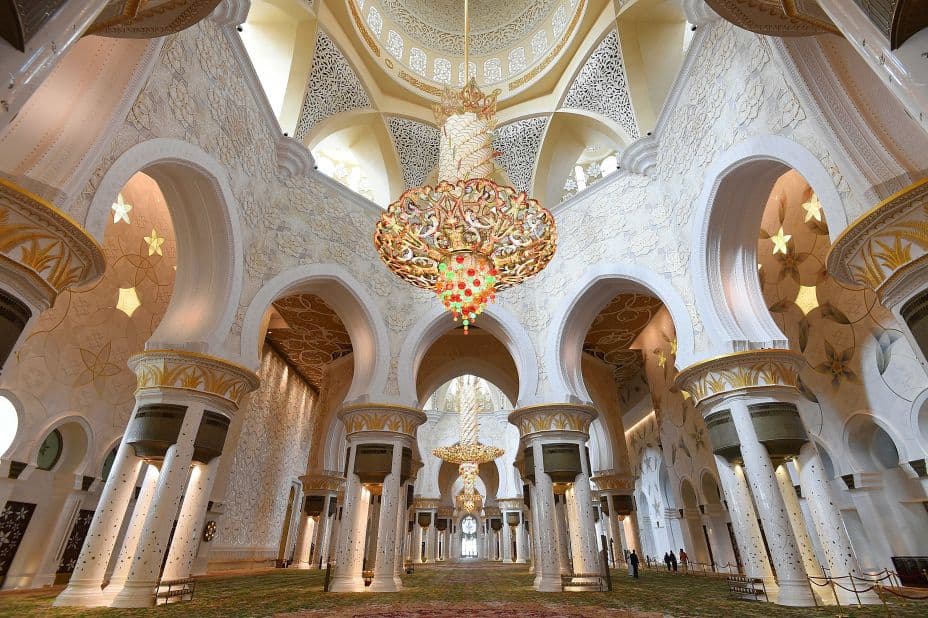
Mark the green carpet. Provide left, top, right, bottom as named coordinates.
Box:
left=0, top=563, right=924, bottom=617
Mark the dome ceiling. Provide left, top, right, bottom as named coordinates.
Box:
left=379, top=0, right=558, bottom=56
left=350, top=0, right=587, bottom=99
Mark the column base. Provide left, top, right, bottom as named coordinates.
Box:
left=328, top=575, right=366, bottom=592
left=534, top=573, right=563, bottom=592
left=109, top=580, right=157, bottom=608
left=515, top=558, right=528, bottom=564
left=368, top=575, right=403, bottom=592
left=53, top=580, right=108, bottom=607
left=774, top=579, right=816, bottom=606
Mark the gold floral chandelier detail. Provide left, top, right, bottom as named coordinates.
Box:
left=373, top=0, right=557, bottom=333
left=433, top=376, right=502, bottom=513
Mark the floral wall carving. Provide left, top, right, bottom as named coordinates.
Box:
left=215, top=344, right=316, bottom=554
left=386, top=115, right=440, bottom=189
left=493, top=116, right=548, bottom=194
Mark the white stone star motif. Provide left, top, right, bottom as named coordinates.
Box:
left=771, top=226, right=792, bottom=255
left=111, top=193, right=132, bottom=224
left=802, top=194, right=823, bottom=222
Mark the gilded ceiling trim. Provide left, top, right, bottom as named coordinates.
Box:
left=348, top=0, right=382, bottom=57
left=507, top=403, right=598, bottom=438
left=508, top=0, right=585, bottom=91
left=87, top=0, right=224, bottom=38
left=338, top=403, right=427, bottom=437
left=826, top=177, right=928, bottom=291
left=128, top=349, right=260, bottom=408
left=673, top=349, right=803, bottom=408
left=0, top=178, right=105, bottom=303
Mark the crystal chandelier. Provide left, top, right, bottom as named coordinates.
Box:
left=433, top=377, right=502, bottom=513
left=373, top=0, right=557, bottom=333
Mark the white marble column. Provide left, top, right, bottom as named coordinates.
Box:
left=110, top=406, right=205, bottom=608
left=370, top=441, right=403, bottom=592
left=565, top=458, right=602, bottom=578
left=364, top=494, right=381, bottom=570
left=329, top=444, right=369, bottom=592
left=99, top=462, right=160, bottom=604
left=308, top=496, right=332, bottom=569
left=715, top=455, right=776, bottom=585
left=393, top=492, right=407, bottom=579
left=529, top=440, right=562, bottom=591
left=160, top=457, right=221, bottom=582
left=797, top=443, right=878, bottom=604
left=54, top=439, right=144, bottom=606
left=412, top=519, right=424, bottom=563
left=502, top=517, right=513, bottom=562
left=703, top=504, right=736, bottom=571
left=554, top=495, right=572, bottom=575
left=775, top=464, right=824, bottom=581
left=293, top=512, right=316, bottom=569
left=515, top=513, right=529, bottom=564
left=608, top=512, right=624, bottom=567
left=729, top=401, right=814, bottom=606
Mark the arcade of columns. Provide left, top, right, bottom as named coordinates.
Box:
left=2, top=178, right=928, bottom=605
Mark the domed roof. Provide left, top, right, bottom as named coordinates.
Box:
left=379, top=0, right=558, bottom=57
left=350, top=0, right=585, bottom=97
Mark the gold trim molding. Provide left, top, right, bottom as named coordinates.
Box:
left=507, top=403, right=597, bottom=438
left=826, top=177, right=928, bottom=296
left=338, top=403, right=427, bottom=437
left=411, top=497, right=442, bottom=510
left=673, top=349, right=802, bottom=407
left=300, top=472, right=345, bottom=492
left=128, top=349, right=260, bottom=408
left=590, top=471, right=635, bottom=492
left=0, top=179, right=104, bottom=304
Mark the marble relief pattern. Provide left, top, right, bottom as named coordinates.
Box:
left=217, top=345, right=317, bottom=553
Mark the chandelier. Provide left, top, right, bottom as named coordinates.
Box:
left=433, top=376, right=502, bottom=513
left=373, top=1, right=557, bottom=334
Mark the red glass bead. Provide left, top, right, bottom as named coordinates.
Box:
left=456, top=255, right=465, bottom=264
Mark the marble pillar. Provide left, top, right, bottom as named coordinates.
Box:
left=54, top=439, right=144, bottom=606
left=502, top=518, right=513, bottom=562
left=370, top=440, right=404, bottom=592
left=160, top=457, right=221, bottom=582
left=515, top=513, right=529, bottom=563
left=554, top=495, right=572, bottom=575
left=797, top=443, right=878, bottom=604
left=109, top=406, right=205, bottom=608
left=565, top=460, right=602, bottom=578
left=529, top=441, right=562, bottom=591
left=715, top=455, right=776, bottom=585
left=729, top=401, right=814, bottom=606
left=329, top=444, right=369, bottom=592
left=98, top=462, right=160, bottom=604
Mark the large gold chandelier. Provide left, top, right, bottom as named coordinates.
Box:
left=373, top=0, right=557, bottom=334
left=433, top=377, right=502, bottom=513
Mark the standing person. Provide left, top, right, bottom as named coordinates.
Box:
left=629, top=550, right=639, bottom=579
left=664, top=552, right=671, bottom=571
left=679, top=548, right=688, bottom=573
left=669, top=550, right=678, bottom=572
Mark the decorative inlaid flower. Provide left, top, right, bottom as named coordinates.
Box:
left=814, top=341, right=857, bottom=386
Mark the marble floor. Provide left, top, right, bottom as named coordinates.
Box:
left=0, top=562, right=925, bottom=617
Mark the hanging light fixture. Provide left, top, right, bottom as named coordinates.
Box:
left=433, top=377, right=502, bottom=513
left=374, top=0, right=557, bottom=333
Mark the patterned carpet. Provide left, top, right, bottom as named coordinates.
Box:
left=0, top=562, right=925, bottom=617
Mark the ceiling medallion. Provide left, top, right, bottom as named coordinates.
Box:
left=374, top=0, right=556, bottom=334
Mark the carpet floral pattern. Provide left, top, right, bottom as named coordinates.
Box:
left=0, top=564, right=924, bottom=617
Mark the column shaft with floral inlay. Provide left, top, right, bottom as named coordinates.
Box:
left=676, top=350, right=819, bottom=606
left=330, top=404, right=425, bottom=593
left=55, top=350, right=257, bottom=608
